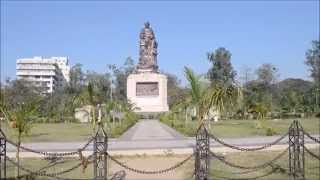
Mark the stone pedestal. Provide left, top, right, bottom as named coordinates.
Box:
left=127, top=72, right=169, bottom=113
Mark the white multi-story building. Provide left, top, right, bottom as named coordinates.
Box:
left=16, top=56, right=70, bottom=93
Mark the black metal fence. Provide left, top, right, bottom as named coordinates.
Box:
left=0, top=120, right=319, bottom=180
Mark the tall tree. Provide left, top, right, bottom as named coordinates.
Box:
left=165, top=72, right=185, bottom=107
left=207, top=47, right=236, bottom=84
left=110, top=57, right=136, bottom=101
left=243, top=64, right=279, bottom=115
left=85, top=70, right=111, bottom=103
left=67, top=63, right=85, bottom=94
left=256, top=63, right=278, bottom=86
left=239, top=65, right=254, bottom=86
left=305, top=40, right=320, bottom=113
left=305, top=40, right=320, bottom=85
left=2, top=79, right=41, bottom=110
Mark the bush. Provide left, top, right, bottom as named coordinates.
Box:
left=108, top=111, right=139, bottom=138
left=265, top=127, right=277, bottom=136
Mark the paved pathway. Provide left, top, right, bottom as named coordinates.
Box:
left=119, top=119, right=184, bottom=140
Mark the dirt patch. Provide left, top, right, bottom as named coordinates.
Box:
left=109, top=155, right=194, bottom=180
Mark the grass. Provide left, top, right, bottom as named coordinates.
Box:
left=184, top=148, right=320, bottom=180
left=4, top=148, right=319, bottom=180
left=0, top=115, right=138, bottom=143
left=4, top=154, right=190, bottom=180
left=1, top=117, right=318, bottom=143
left=160, top=117, right=320, bottom=138
left=5, top=156, right=94, bottom=179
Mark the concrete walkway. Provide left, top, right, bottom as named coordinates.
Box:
left=119, top=119, right=184, bottom=140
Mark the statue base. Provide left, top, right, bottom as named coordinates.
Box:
left=127, top=72, right=169, bottom=113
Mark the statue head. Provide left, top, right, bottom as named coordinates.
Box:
left=144, top=22, right=150, bottom=28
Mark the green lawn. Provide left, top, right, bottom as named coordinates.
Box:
left=161, top=118, right=320, bottom=138
left=184, top=148, right=320, bottom=180
left=5, top=148, right=318, bottom=180
left=1, top=118, right=319, bottom=143
left=0, top=119, right=137, bottom=143
left=5, top=156, right=94, bottom=179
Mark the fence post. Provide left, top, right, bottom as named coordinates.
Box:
left=93, top=122, right=108, bottom=180
left=288, top=120, right=305, bottom=180
left=0, top=129, right=6, bottom=179
left=195, top=124, right=209, bottom=180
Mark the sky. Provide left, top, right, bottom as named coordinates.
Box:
left=1, top=1, right=319, bottom=85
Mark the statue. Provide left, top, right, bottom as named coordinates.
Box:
left=126, top=22, right=169, bottom=113
left=137, top=22, right=158, bottom=72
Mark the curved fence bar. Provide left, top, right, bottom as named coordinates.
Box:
left=107, top=152, right=194, bottom=174
left=209, top=131, right=289, bottom=152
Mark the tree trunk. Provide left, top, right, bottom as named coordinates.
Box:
left=185, top=108, right=188, bottom=127
left=16, top=133, right=21, bottom=179
left=92, top=106, right=96, bottom=134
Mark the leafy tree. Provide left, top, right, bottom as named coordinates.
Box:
left=277, top=78, right=313, bottom=113
left=38, top=90, right=67, bottom=122
left=256, top=63, right=278, bottom=86
left=2, top=79, right=42, bottom=110
left=305, top=40, right=320, bottom=85
left=165, top=72, right=185, bottom=107
left=85, top=70, right=111, bottom=103
left=305, top=40, right=320, bottom=113
left=67, top=63, right=85, bottom=94
left=80, top=82, right=99, bottom=132
left=246, top=63, right=279, bottom=112
left=113, top=57, right=136, bottom=101
left=207, top=47, right=236, bottom=84
left=239, top=65, right=254, bottom=86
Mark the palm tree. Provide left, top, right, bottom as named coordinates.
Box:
left=104, top=99, right=124, bottom=126
left=0, top=100, right=38, bottom=178
left=171, top=92, right=192, bottom=127
left=70, top=82, right=98, bottom=133
left=79, top=82, right=99, bottom=133
left=184, top=67, right=242, bottom=128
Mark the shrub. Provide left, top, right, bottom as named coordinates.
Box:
left=265, top=127, right=277, bottom=136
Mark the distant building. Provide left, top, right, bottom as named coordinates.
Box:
left=16, top=56, right=70, bottom=93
